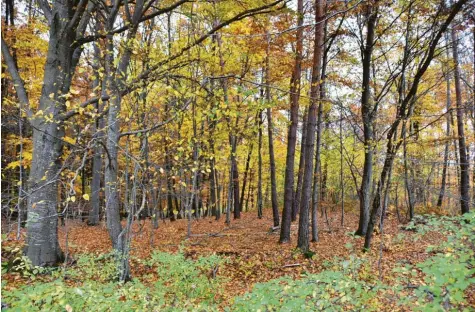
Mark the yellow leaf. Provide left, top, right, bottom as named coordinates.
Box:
left=64, top=136, right=76, bottom=145
left=83, top=194, right=90, bottom=201
left=71, top=196, right=76, bottom=203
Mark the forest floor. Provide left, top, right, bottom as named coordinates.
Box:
left=3, top=202, right=459, bottom=308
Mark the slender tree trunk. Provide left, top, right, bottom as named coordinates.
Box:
left=472, top=27, right=475, bottom=206
left=231, top=136, right=241, bottom=219
left=356, top=2, right=378, bottom=236
left=451, top=26, right=471, bottom=214
left=293, top=109, right=307, bottom=221
left=246, top=169, right=253, bottom=212
left=340, top=103, right=344, bottom=226
left=257, top=109, right=264, bottom=219
left=437, top=43, right=452, bottom=207
left=363, top=0, right=468, bottom=250
left=89, top=18, right=104, bottom=226
left=240, top=144, right=253, bottom=212
left=403, top=123, right=415, bottom=219
left=280, top=0, right=304, bottom=243
left=297, top=0, right=324, bottom=253
left=265, top=38, right=280, bottom=227
left=104, top=2, right=145, bottom=281
left=311, top=100, right=323, bottom=242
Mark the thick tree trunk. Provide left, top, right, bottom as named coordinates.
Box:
left=24, top=0, right=89, bottom=265
left=280, top=0, right=304, bottom=243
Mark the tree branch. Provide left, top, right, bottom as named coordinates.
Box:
left=1, top=36, right=33, bottom=119
left=73, top=0, right=191, bottom=47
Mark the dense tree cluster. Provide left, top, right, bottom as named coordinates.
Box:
left=1, top=0, right=474, bottom=280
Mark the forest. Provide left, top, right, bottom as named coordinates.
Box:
left=1, top=0, right=475, bottom=310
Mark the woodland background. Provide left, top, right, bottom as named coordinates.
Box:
left=1, top=0, right=475, bottom=310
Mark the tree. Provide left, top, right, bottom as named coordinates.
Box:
left=355, top=0, right=379, bottom=236
left=297, top=0, right=325, bottom=253
left=2, top=0, right=93, bottom=266
left=280, top=0, right=304, bottom=243
left=450, top=23, right=471, bottom=214
left=364, top=0, right=469, bottom=250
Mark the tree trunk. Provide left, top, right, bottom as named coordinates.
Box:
left=240, top=144, right=253, bottom=212
left=297, top=0, right=324, bottom=253
left=257, top=109, right=264, bottom=219
left=280, top=0, right=304, bottom=243
left=265, top=38, right=280, bottom=227
left=437, top=42, right=452, bottom=207
left=88, top=19, right=105, bottom=226
left=451, top=26, right=471, bottom=214
left=24, top=0, right=90, bottom=266
left=293, top=109, right=307, bottom=221
left=356, top=2, right=378, bottom=236
left=231, top=135, right=241, bottom=219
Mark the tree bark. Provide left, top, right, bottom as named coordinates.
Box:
left=88, top=17, right=105, bottom=226
left=240, top=144, right=253, bottom=213
left=451, top=25, right=471, bottom=214
left=265, top=37, right=280, bottom=227
left=293, top=109, right=307, bottom=221
left=437, top=40, right=452, bottom=208
left=10, top=0, right=92, bottom=266
left=297, top=0, right=324, bottom=253
left=356, top=2, right=378, bottom=236
left=257, top=109, right=264, bottom=219
left=280, top=0, right=304, bottom=243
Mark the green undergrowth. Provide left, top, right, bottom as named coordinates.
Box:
left=231, top=212, right=475, bottom=311
left=2, top=248, right=226, bottom=311
left=2, top=212, right=474, bottom=311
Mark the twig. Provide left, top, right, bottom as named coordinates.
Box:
left=282, top=263, right=301, bottom=268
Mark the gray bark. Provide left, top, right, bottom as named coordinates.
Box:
left=297, top=0, right=324, bottom=253
left=280, top=0, right=304, bottom=243
left=356, top=2, right=378, bottom=236
left=451, top=26, right=471, bottom=214
left=265, top=38, right=280, bottom=227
